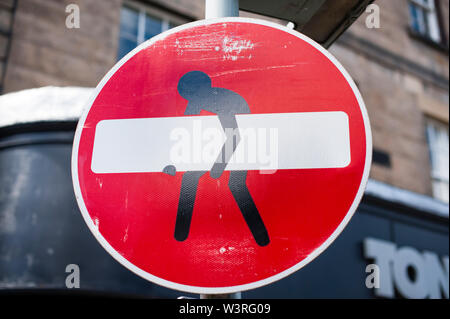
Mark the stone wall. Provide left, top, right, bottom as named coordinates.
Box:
left=1, top=0, right=448, bottom=199
left=0, top=0, right=16, bottom=93
left=2, top=0, right=122, bottom=92
left=330, top=0, right=449, bottom=196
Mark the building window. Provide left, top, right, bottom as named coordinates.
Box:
left=426, top=119, right=449, bottom=203
left=408, top=0, right=442, bottom=43
left=117, top=3, right=188, bottom=60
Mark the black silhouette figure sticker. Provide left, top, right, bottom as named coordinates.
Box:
left=163, top=71, right=270, bottom=247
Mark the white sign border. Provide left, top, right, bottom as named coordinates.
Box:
left=71, top=17, right=373, bottom=295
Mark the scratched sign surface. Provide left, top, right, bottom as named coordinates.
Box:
left=72, top=18, right=372, bottom=294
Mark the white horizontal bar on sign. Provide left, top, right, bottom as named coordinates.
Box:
left=91, top=112, right=350, bottom=174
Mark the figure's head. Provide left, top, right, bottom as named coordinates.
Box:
left=177, top=71, right=212, bottom=100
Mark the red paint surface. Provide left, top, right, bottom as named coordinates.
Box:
left=76, top=22, right=367, bottom=288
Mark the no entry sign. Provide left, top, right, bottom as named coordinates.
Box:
left=72, top=18, right=372, bottom=294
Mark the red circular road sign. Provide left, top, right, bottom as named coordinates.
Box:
left=72, top=17, right=372, bottom=294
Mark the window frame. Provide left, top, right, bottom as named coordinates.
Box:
left=117, top=1, right=189, bottom=59
left=408, top=0, right=444, bottom=45
left=425, top=118, right=449, bottom=203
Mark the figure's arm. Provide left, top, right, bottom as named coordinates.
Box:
left=162, top=102, right=200, bottom=176
left=163, top=165, right=176, bottom=176
left=184, top=101, right=201, bottom=115
left=210, top=115, right=240, bottom=179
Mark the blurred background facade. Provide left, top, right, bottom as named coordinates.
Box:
left=0, top=0, right=448, bottom=298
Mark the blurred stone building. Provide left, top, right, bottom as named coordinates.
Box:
left=0, top=0, right=448, bottom=298
left=1, top=0, right=448, bottom=202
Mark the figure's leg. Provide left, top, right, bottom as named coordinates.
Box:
left=175, top=171, right=206, bottom=241
left=228, top=171, right=270, bottom=246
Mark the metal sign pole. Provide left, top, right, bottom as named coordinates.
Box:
left=205, top=0, right=239, bottom=19
left=200, top=0, right=241, bottom=300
